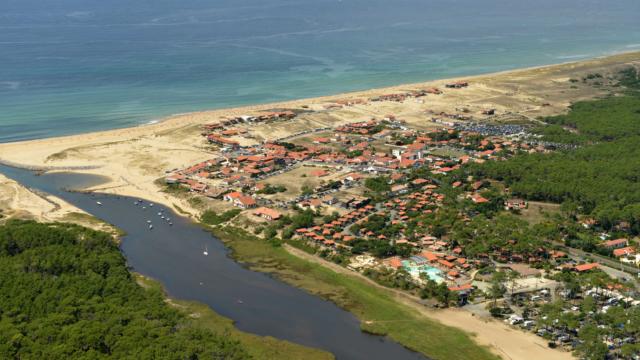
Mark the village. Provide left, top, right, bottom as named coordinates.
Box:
left=153, top=79, right=640, bottom=357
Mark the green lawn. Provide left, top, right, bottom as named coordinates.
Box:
left=214, top=226, right=499, bottom=360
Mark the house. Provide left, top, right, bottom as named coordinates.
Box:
left=224, top=192, right=257, bottom=209
left=470, top=194, right=489, bottom=204
left=602, top=238, right=628, bottom=250
left=253, top=207, right=282, bottom=221
left=613, top=246, right=635, bottom=258
left=189, top=182, right=208, bottom=193
left=223, top=192, right=242, bottom=202
left=235, top=195, right=257, bottom=209
left=574, top=263, right=599, bottom=272
left=204, top=187, right=226, bottom=199
left=505, top=198, right=528, bottom=211
left=298, top=198, right=323, bottom=211
left=390, top=184, right=409, bottom=195
left=411, top=178, right=429, bottom=187
left=165, top=174, right=186, bottom=184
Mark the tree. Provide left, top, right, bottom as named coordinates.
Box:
left=365, top=176, right=391, bottom=193
left=489, top=271, right=507, bottom=306
left=575, top=323, right=607, bottom=360
left=0, top=220, right=249, bottom=359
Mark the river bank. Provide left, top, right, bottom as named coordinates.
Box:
left=213, top=226, right=504, bottom=360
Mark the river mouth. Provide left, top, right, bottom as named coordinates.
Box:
left=0, top=164, right=426, bottom=360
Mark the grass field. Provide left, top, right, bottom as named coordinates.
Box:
left=213, top=226, right=499, bottom=360
left=517, top=201, right=561, bottom=225
left=135, top=274, right=333, bottom=360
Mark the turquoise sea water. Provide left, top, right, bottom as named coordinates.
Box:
left=1, top=0, right=640, bottom=142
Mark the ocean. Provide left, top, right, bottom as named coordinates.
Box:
left=1, top=0, right=639, bottom=142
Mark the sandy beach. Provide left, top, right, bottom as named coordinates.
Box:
left=1, top=52, right=639, bottom=218
left=2, top=51, right=640, bottom=360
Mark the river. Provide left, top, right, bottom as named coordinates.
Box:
left=0, top=164, right=426, bottom=360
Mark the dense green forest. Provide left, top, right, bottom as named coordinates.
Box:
left=0, top=220, right=248, bottom=359
left=466, top=68, right=640, bottom=232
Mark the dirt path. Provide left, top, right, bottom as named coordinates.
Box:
left=283, top=244, right=575, bottom=360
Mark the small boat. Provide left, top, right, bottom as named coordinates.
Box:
left=157, top=212, right=162, bottom=216
left=142, top=206, right=146, bottom=210
left=96, top=201, right=103, bottom=206
left=203, top=246, right=208, bottom=256
left=149, top=203, right=154, bottom=207
left=146, top=220, right=152, bottom=224
left=169, top=223, right=173, bottom=226
left=149, top=224, right=153, bottom=230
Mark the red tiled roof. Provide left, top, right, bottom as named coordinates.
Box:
left=574, top=263, right=599, bottom=272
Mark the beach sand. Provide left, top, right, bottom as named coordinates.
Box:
left=0, top=173, right=117, bottom=234
left=1, top=51, right=639, bottom=360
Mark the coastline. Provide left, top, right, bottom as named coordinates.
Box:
left=1, top=50, right=639, bottom=218
left=2, top=49, right=640, bottom=146
left=1, top=50, right=639, bottom=148
left=2, top=51, right=640, bottom=359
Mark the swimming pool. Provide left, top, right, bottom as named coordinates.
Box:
left=402, top=261, right=445, bottom=283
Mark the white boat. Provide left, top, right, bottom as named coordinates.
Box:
left=149, top=203, right=154, bottom=207
left=157, top=212, right=162, bottom=216
left=146, top=220, right=152, bottom=224
left=203, top=246, right=208, bottom=256
left=96, top=201, right=102, bottom=206
left=149, top=224, right=153, bottom=230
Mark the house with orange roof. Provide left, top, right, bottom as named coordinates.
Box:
left=574, top=263, right=599, bottom=272
left=235, top=195, right=257, bottom=209
left=253, top=207, right=282, bottom=221
left=613, top=246, right=635, bottom=258
left=470, top=194, right=489, bottom=204
left=602, top=238, right=628, bottom=249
